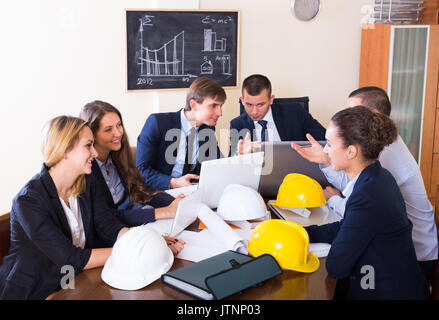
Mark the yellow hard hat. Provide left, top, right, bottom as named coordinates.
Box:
left=247, top=219, right=319, bottom=273
left=271, top=173, right=326, bottom=208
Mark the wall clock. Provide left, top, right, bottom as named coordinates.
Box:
left=291, top=0, right=321, bottom=21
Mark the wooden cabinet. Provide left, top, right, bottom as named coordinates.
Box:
left=359, top=24, right=439, bottom=204
left=433, top=107, right=439, bottom=202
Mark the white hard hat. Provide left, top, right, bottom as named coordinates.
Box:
left=101, top=226, right=174, bottom=290
left=216, top=184, right=268, bottom=221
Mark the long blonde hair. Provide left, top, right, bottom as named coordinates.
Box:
left=41, top=116, right=89, bottom=196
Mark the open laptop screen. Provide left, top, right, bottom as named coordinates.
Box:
left=258, top=141, right=330, bottom=198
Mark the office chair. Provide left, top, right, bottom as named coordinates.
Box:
left=0, top=213, right=10, bottom=266
left=239, top=96, right=310, bottom=114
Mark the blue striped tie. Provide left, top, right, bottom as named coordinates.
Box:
left=258, top=120, right=268, bottom=142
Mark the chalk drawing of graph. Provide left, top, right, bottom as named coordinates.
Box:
left=221, top=55, right=231, bottom=75
left=203, top=29, right=226, bottom=52
left=138, top=31, right=185, bottom=77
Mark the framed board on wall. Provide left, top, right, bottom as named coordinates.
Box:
left=126, top=9, right=240, bottom=91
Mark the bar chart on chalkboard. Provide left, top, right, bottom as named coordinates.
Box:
left=138, top=30, right=188, bottom=77
left=126, top=10, right=239, bottom=90
left=203, top=29, right=227, bottom=52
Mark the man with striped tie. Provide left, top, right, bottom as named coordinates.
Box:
left=229, top=74, right=326, bottom=155
left=136, top=77, right=225, bottom=190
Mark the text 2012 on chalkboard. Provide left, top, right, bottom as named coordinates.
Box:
left=126, top=10, right=240, bottom=91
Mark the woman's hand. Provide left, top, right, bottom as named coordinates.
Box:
left=291, top=133, right=330, bottom=167
left=163, top=235, right=185, bottom=255
left=154, top=193, right=185, bottom=220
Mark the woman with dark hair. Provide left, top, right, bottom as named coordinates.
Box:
left=79, top=101, right=184, bottom=228
left=305, top=106, right=428, bottom=300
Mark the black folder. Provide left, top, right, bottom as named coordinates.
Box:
left=161, top=250, right=282, bottom=300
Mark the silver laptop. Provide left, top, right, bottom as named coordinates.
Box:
left=258, top=141, right=331, bottom=198
left=198, top=152, right=264, bottom=208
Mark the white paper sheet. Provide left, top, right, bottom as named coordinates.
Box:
left=198, top=204, right=248, bottom=254
left=141, top=219, right=174, bottom=235
left=308, top=243, right=331, bottom=258
left=176, top=204, right=249, bottom=262
left=165, top=184, right=198, bottom=198
left=280, top=206, right=311, bottom=218
left=176, top=230, right=233, bottom=262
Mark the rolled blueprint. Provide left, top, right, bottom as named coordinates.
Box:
left=197, top=203, right=248, bottom=254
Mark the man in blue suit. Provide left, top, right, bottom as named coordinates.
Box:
left=136, top=77, right=226, bottom=191
left=230, top=74, right=326, bottom=155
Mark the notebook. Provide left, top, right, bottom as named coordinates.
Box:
left=161, top=250, right=282, bottom=300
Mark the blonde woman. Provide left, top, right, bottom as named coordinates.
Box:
left=0, top=116, right=182, bottom=300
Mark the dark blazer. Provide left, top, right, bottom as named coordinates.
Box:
left=136, top=109, right=222, bottom=191
left=306, top=161, right=428, bottom=300
left=0, top=165, right=126, bottom=300
left=229, top=102, right=326, bottom=155
left=91, top=158, right=174, bottom=227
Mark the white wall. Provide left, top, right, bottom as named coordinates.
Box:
left=0, top=0, right=373, bottom=214
left=204, top=0, right=375, bottom=140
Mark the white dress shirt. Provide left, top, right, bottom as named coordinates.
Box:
left=59, top=195, right=86, bottom=249
left=253, top=107, right=281, bottom=142
left=95, top=157, right=125, bottom=205
left=321, top=136, right=438, bottom=261
left=171, top=109, right=199, bottom=177
left=325, top=173, right=359, bottom=219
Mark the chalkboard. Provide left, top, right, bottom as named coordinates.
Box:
left=126, top=10, right=240, bottom=91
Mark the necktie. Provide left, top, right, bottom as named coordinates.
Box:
left=182, top=127, right=197, bottom=176
left=258, top=120, right=268, bottom=142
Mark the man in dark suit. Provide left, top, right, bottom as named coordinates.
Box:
left=136, top=77, right=225, bottom=191
left=230, top=74, right=326, bottom=155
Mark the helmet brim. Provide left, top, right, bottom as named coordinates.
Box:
left=271, top=201, right=326, bottom=209
left=288, top=252, right=320, bottom=273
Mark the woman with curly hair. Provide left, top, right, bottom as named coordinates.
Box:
left=305, top=106, right=428, bottom=300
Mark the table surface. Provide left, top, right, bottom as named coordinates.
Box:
left=49, top=207, right=337, bottom=300
left=50, top=256, right=335, bottom=300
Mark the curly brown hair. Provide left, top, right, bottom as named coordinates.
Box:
left=79, top=101, right=154, bottom=205
left=331, top=106, right=398, bottom=161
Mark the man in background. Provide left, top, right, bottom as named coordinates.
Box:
left=292, top=86, right=438, bottom=283
left=136, top=77, right=225, bottom=190
left=230, top=74, right=326, bottom=155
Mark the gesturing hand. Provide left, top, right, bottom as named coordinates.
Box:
left=291, top=133, right=330, bottom=167
left=238, top=132, right=261, bottom=155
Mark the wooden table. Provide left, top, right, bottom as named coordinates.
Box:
left=49, top=256, right=335, bottom=300
left=49, top=209, right=337, bottom=300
